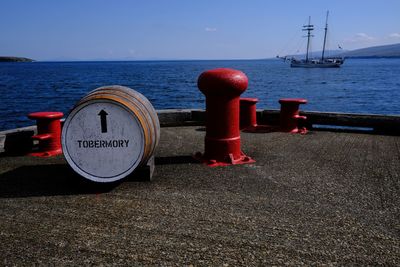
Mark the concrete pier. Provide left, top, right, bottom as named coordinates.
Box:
left=1, top=119, right=399, bottom=265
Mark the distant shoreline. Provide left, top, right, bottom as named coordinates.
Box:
left=9, top=56, right=400, bottom=63
left=2, top=55, right=400, bottom=63
left=344, top=56, right=400, bottom=59
left=0, top=56, right=34, bottom=62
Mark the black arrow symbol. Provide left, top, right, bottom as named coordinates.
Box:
left=98, top=109, right=108, bottom=133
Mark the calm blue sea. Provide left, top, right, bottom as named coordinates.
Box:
left=0, top=58, right=399, bottom=131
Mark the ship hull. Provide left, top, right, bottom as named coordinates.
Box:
left=290, top=62, right=341, bottom=68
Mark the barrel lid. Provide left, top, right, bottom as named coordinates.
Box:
left=62, top=99, right=144, bottom=182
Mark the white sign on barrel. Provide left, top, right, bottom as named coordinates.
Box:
left=62, top=100, right=144, bottom=182
left=62, top=85, right=160, bottom=183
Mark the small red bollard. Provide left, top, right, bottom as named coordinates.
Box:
left=195, top=68, right=255, bottom=166
left=279, top=98, right=307, bottom=134
left=240, top=98, right=258, bottom=130
left=240, top=98, right=276, bottom=133
left=27, top=111, right=64, bottom=157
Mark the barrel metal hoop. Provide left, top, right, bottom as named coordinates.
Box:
left=84, top=87, right=160, bottom=156
left=85, top=86, right=160, bottom=148
left=79, top=94, right=153, bottom=161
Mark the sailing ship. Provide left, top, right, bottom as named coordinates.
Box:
left=279, top=11, right=345, bottom=68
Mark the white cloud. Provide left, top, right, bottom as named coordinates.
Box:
left=389, top=33, right=400, bottom=38
left=205, top=27, right=217, bottom=32
left=343, top=32, right=399, bottom=49
left=343, top=32, right=376, bottom=44
left=355, top=33, right=375, bottom=41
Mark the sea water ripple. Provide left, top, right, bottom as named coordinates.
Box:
left=0, top=58, right=399, bottom=130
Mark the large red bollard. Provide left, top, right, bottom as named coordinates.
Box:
left=27, top=111, right=63, bottom=157
left=279, top=98, right=307, bottom=134
left=196, top=68, right=255, bottom=166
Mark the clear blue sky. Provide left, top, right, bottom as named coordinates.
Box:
left=1, top=0, right=399, bottom=61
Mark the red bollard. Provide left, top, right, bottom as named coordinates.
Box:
left=196, top=68, right=255, bottom=166
left=240, top=98, right=276, bottom=133
left=279, top=98, right=307, bottom=134
left=240, top=98, right=258, bottom=130
left=27, top=111, right=64, bottom=157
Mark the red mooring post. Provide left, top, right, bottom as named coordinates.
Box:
left=240, top=98, right=258, bottom=130
left=279, top=98, right=308, bottom=134
left=196, top=68, right=255, bottom=166
left=239, top=98, right=276, bottom=133
left=28, top=111, right=64, bottom=157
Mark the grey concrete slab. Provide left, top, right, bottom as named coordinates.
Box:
left=0, top=127, right=399, bottom=265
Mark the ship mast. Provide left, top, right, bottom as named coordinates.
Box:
left=321, top=11, right=329, bottom=61
left=302, top=16, right=314, bottom=62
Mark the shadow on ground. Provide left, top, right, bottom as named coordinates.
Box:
left=0, top=155, right=198, bottom=198
left=0, top=164, right=123, bottom=198
left=155, top=155, right=198, bottom=165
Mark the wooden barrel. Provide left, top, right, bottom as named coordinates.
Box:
left=61, top=85, right=160, bottom=182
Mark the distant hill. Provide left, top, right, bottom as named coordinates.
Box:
left=0, top=56, right=34, bottom=62
left=340, top=43, right=400, bottom=58
left=278, top=43, right=400, bottom=59
left=283, top=49, right=344, bottom=59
